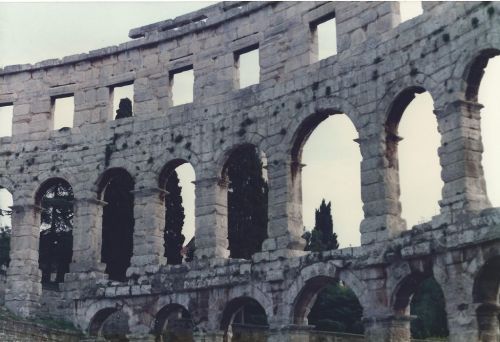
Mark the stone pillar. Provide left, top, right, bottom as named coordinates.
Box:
left=363, top=315, right=411, bottom=342
left=69, top=197, right=107, bottom=275
left=358, top=134, right=406, bottom=246
left=445, top=304, right=481, bottom=342
left=476, top=303, right=500, bottom=342
left=128, top=187, right=167, bottom=276
left=5, top=203, right=42, bottom=317
left=437, top=100, right=490, bottom=213
left=261, top=159, right=306, bottom=255
left=194, top=177, right=229, bottom=259
left=434, top=255, right=479, bottom=342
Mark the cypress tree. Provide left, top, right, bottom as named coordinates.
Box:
left=164, top=170, right=186, bottom=265
left=305, top=199, right=339, bottom=252
left=227, top=145, right=268, bottom=259
left=101, top=172, right=134, bottom=282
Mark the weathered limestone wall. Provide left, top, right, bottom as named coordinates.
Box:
left=0, top=1, right=499, bottom=341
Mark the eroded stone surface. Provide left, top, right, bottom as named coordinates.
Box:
left=0, top=2, right=499, bottom=341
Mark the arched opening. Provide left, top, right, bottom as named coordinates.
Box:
left=221, top=297, right=268, bottom=342
left=89, top=307, right=130, bottom=340
left=475, top=51, right=500, bottom=207
left=292, top=113, right=362, bottom=248
left=153, top=304, right=194, bottom=342
left=0, top=187, right=13, bottom=273
left=473, top=256, right=500, bottom=341
left=35, top=178, right=74, bottom=285
left=159, top=160, right=196, bottom=264
left=98, top=168, right=135, bottom=282
left=293, top=276, right=363, bottom=336
left=222, top=144, right=268, bottom=259
left=386, top=88, right=442, bottom=228
left=393, top=273, right=449, bottom=340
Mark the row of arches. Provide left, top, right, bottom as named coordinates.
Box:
left=85, top=252, right=500, bottom=341
left=0, top=49, right=499, bottom=281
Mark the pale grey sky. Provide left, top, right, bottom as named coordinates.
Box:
left=0, top=2, right=499, bottom=249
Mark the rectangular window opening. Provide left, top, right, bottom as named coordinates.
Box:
left=399, top=1, right=423, bottom=23
left=111, top=83, right=134, bottom=120
left=0, top=103, right=13, bottom=137
left=52, top=95, right=74, bottom=130
left=234, top=45, right=260, bottom=89
left=170, top=66, right=194, bottom=106
left=311, top=13, right=337, bottom=61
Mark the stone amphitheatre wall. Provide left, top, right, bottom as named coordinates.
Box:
left=0, top=1, right=499, bottom=341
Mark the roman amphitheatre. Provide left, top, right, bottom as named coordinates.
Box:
left=0, top=1, right=499, bottom=341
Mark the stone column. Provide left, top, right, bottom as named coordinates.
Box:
left=69, top=197, right=107, bottom=275
left=363, top=315, right=412, bottom=342
left=434, top=255, right=479, bottom=342
left=194, top=177, right=229, bottom=259
left=436, top=100, right=490, bottom=213
left=261, top=159, right=306, bottom=255
left=128, top=187, right=167, bottom=276
left=445, top=304, right=481, bottom=342
left=358, top=134, right=406, bottom=246
left=5, top=203, right=42, bottom=317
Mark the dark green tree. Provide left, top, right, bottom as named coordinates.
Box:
left=39, top=180, right=74, bottom=284
left=307, top=281, right=364, bottom=334
left=115, top=98, right=133, bottom=119
left=0, top=226, right=11, bottom=272
left=0, top=200, right=12, bottom=271
left=164, top=170, right=186, bottom=265
left=304, top=199, right=339, bottom=252
left=101, top=172, right=134, bottom=282
left=226, top=145, right=268, bottom=260
left=410, top=277, right=449, bottom=339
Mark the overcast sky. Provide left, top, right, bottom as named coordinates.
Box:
left=0, top=2, right=499, bottom=249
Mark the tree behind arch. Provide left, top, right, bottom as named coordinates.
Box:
left=304, top=199, right=339, bottom=252
left=164, top=170, right=186, bottom=265
left=39, top=180, right=74, bottom=283
left=226, top=145, right=268, bottom=259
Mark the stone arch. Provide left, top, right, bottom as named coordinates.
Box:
left=284, top=261, right=366, bottom=325
left=473, top=252, right=500, bottom=342
left=216, top=141, right=267, bottom=179
left=153, top=303, right=194, bottom=339
left=286, top=97, right=361, bottom=164
left=451, top=31, right=500, bottom=101
left=95, top=167, right=135, bottom=199
left=378, top=76, right=440, bottom=127
left=473, top=255, right=500, bottom=304
left=383, top=86, right=443, bottom=226
left=158, top=158, right=197, bottom=264
left=159, top=159, right=195, bottom=189
left=390, top=261, right=449, bottom=339
left=286, top=102, right=362, bottom=246
left=0, top=175, right=16, bottom=196
left=88, top=307, right=131, bottom=339
left=151, top=149, right=201, bottom=180
left=220, top=296, right=269, bottom=341
left=34, top=177, right=74, bottom=284
left=454, top=45, right=500, bottom=210
left=391, top=269, right=433, bottom=315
